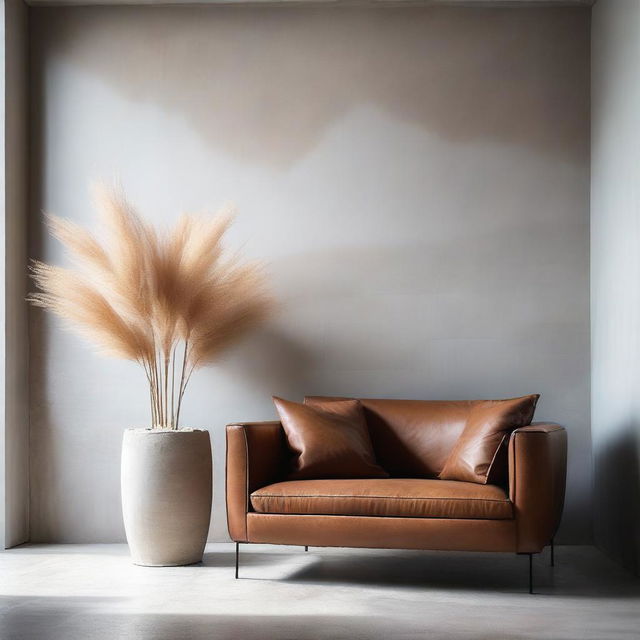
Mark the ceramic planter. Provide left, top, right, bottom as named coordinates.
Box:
left=121, top=428, right=212, bottom=566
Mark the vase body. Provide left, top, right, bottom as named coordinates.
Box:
left=121, top=428, right=212, bottom=566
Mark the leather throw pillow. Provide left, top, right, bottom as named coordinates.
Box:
left=273, top=396, right=389, bottom=480
left=439, top=394, right=540, bottom=484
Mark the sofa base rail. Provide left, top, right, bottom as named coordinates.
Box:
left=234, top=539, right=556, bottom=594
left=245, top=512, right=520, bottom=552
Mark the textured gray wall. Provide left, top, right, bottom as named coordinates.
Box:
left=2, top=0, right=29, bottom=549
left=29, top=5, right=591, bottom=543
left=591, top=0, right=640, bottom=575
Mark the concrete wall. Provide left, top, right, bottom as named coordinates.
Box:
left=29, top=5, right=591, bottom=543
left=1, top=0, right=29, bottom=549
left=591, top=0, right=640, bottom=575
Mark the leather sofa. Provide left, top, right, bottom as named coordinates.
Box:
left=226, top=397, right=567, bottom=592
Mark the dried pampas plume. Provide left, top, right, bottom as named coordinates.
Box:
left=28, top=183, right=272, bottom=429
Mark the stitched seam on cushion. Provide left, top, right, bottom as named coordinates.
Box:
left=513, top=429, right=561, bottom=550
left=225, top=429, right=231, bottom=535
left=252, top=512, right=511, bottom=521
left=242, top=427, right=250, bottom=539
left=512, top=431, right=519, bottom=548
left=248, top=512, right=514, bottom=522
left=517, top=424, right=562, bottom=433
left=253, top=494, right=509, bottom=503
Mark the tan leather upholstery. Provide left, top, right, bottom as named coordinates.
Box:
left=247, top=513, right=516, bottom=552
left=508, top=423, right=567, bottom=552
left=273, top=397, right=387, bottom=479
left=226, top=404, right=567, bottom=555
left=225, top=421, right=287, bottom=542
left=251, top=478, right=513, bottom=519
left=305, top=396, right=473, bottom=477
left=440, top=394, right=539, bottom=484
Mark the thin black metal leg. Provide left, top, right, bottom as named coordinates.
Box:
left=235, top=542, right=239, bottom=579
left=528, top=553, right=533, bottom=594
left=304, top=546, right=308, bottom=552
left=550, top=538, right=555, bottom=567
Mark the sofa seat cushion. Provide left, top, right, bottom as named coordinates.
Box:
left=251, top=479, right=513, bottom=520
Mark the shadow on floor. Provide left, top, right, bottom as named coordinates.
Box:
left=0, top=600, right=524, bottom=640
left=220, top=545, right=640, bottom=597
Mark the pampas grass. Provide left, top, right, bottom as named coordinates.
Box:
left=29, top=183, right=272, bottom=429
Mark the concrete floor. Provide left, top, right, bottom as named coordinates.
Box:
left=0, top=544, right=638, bottom=640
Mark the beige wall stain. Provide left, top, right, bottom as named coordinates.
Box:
left=31, top=6, right=589, bottom=168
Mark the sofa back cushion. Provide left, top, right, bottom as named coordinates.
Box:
left=273, top=396, right=389, bottom=480
left=305, top=397, right=473, bottom=477
left=305, top=395, right=539, bottom=480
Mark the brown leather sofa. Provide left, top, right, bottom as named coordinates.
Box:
left=226, top=397, right=567, bottom=592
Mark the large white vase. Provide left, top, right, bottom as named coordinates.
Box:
left=121, top=428, right=212, bottom=566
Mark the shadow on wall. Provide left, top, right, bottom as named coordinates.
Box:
left=30, top=5, right=590, bottom=169
left=27, top=312, right=59, bottom=542
left=594, top=425, right=640, bottom=576
left=223, top=217, right=589, bottom=400
left=222, top=327, right=317, bottom=405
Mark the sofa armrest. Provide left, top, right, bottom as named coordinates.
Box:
left=508, top=422, right=567, bottom=553
left=226, top=421, right=287, bottom=542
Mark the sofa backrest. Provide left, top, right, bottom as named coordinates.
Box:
left=305, top=396, right=475, bottom=477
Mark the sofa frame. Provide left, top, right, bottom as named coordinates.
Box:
left=226, top=418, right=567, bottom=594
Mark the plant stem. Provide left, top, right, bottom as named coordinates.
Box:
left=176, top=359, right=197, bottom=425
left=174, top=338, right=189, bottom=430
left=154, top=347, right=163, bottom=427
left=141, top=357, right=156, bottom=427
left=170, top=344, right=177, bottom=429
left=146, top=353, right=157, bottom=427
left=151, top=355, right=160, bottom=427
left=163, top=349, right=170, bottom=429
